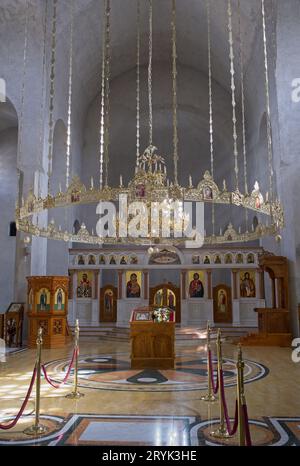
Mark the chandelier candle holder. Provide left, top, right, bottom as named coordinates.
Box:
left=15, top=0, right=284, bottom=247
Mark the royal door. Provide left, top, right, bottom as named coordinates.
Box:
left=149, top=283, right=181, bottom=323
left=100, top=285, right=117, bottom=322
left=213, top=284, right=232, bottom=324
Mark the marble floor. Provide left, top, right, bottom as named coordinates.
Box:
left=0, top=329, right=300, bottom=446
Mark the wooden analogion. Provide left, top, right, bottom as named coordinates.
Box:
left=130, top=307, right=175, bottom=369
left=27, top=276, right=69, bottom=348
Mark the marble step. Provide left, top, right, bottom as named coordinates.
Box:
left=68, top=325, right=256, bottom=341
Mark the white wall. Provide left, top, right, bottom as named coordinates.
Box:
left=0, top=127, right=18, bottom=310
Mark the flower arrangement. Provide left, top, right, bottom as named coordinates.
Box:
left=152, top=307, right=171, bottom=323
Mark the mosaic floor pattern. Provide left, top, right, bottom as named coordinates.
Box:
left=42, top=352, right=268, bottom=393
left=1, top=414, right=300, bottom=446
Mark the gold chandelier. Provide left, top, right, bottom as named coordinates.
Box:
left=16, top=0, right=284, bottom=246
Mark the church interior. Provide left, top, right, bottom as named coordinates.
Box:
left=0, top=0, right=300, bottom=448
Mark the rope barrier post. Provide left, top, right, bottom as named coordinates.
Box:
left=24, top=327, right=48, bottom=435
left=65, top=319, right=84, bottom=399
left=201, top=321, right=217, bottom=402
left=237, top=344, right=246, bottom=446
left=211, top=329, right=232, bottom=439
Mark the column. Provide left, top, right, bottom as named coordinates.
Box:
left=143, top=271, right=149, bottom=300
left=73, top=271, right=77, bottom=300
left=118, top=270, right=123, bottom=299
left=271, top=278, right=277, bottom=309
left=94, top=270, right=99, bottom=299
left=232, top=269, right=239, bottom=299
left=68, top=269, right=75, bottom=299
left=206, top=270, right=212, bottom=299
left=181, top=270, right=187, bottom=299
left=276, top=278, right=283, bottom=309
left=231, top=269, right=240, bottom=326
left=258, top=268, right=265, bottom=300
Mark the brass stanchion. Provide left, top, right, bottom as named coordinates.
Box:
left=201, top=321, right=217, bottom=402
left=65, top=319, right=84, bottom=399
left=24, top=327, right=49, bottom=435
left=210, top=329, right=232, bottom=439
left=237, top=344, right=246, bottom=446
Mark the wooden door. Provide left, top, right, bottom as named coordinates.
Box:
left=149, top=283, right=181, bottom=323
left=213, top=284, right=232, bottom=324
left=100, top=285, right=117, bottom=322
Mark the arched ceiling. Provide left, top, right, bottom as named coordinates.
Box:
left=1, top=0, right=265, bottom=111
left=66, top=0, right=263, bottom=106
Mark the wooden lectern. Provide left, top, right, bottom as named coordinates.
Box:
left=27, top=276, right=69, bottom=348
left=130, top=306, right=175, bottom=369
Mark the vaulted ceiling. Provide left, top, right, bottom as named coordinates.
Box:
left=1, top=0, right=268, bottom=109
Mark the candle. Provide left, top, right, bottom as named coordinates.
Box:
left=120, top=175, right=123, bottom=187
left=91, top=177, right=94, bottom=189
left=189, top=175, right=192, bottom=187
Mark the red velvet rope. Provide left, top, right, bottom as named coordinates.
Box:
left=0, top=365, right=37, bottom=430
left=41, top=347, right=77, bottom=389
left=208, top=348, right=219, bottom=394
left=242, top=403, right=252, bottom=446
left=220, top=368, right=239, bottom=436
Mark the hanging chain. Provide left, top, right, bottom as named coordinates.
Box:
left=104, top=0, right=111, bottom=188
left=136, top=0, right=141, bottom=168
left=36, top=0, right=48, bottom=227
left=47, top=0, right=58, bottom=194
left=148, top=0, right=153, bottom=146
left=238, top=0, right=248, bottom=232
left=17, top=0, right=29, bottom=204
left=206, top=0, right=215, bottom=236
left=99, top=0, right=106, bottom=189
left=66, top=0, right=74, bottom=189
left=238, top=0, right=248, bottom=196
left=207, top=0, right=214, bottom=179
left=172, top=0, right=179, bottom=185
left=261, top=0, right=274, bottom=203
left=227, top=0, right=239, bottom=192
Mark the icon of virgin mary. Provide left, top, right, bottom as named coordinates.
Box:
left=189, top=273, right=204, bottom=298
left=126, top=273, right=141, bottom=298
